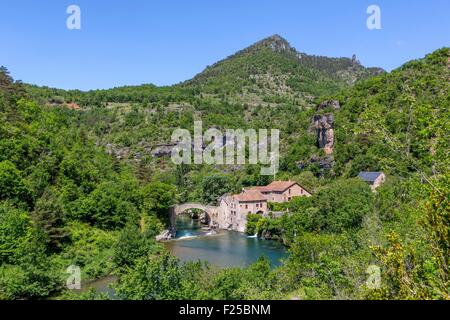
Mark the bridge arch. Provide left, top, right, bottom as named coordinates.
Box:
left=170, top=203, right=220, bottom=228
left=173, top=203, right=217, bottom=216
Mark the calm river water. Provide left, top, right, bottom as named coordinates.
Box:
left=164, top=215, right=288, bottom=267
left=76, top=215, right=287, bottom=297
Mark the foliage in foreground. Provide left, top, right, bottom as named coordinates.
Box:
left=0, top=47, right=449, bottom=300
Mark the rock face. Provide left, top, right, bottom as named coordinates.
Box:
left=297, top=154, right=335, bottom=176
left=156, top=228, right=176, bottom=241
left=264, top=34, right=292, bottom=53
left=317, top=100, right=340, bottom=111
left=312, top=114, right=335, bottom=154
left=199, top=212, right=209, bottom=225
left=151, top=143, right=177, bottom=157
left=241, top=34, right=295, bottom=55
left=104, top=143, right=131, bottom=160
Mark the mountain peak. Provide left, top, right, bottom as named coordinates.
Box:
left=248, top=34, right=294, bottom=53
left=262, top=34, right=288, bottom=43
left=185, top=34, right=384, bottom=97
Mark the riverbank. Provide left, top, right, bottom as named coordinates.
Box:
left=66, top=215, right=288, bottom=298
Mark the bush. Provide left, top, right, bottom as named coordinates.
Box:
left=0, top=202, right=32, bottom=265
left=115, top=253, right=210, bottom=300
left=245, top=214, right=262, bottom=235
left=73, top=182, right=139, bottom=230
left=0, top=161, right=31, bottom=205
left=54, top=222, right=118, bottom=280
left=311, top=178, right=374, bottom=233
left=113, top=223, right=163, bottom=269
left=0, top=237, right=62, bottom=299
left=201, top=174, right=232, bottom=205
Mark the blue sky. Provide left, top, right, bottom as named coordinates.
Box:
left=1, top=0, right=449, bottom=90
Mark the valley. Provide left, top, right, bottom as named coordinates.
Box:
left=0, top=35, right=449, bottom=300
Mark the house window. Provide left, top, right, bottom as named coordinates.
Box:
left=288, top=189, right=291, bottom=195
left=245, top=205, right=248, bottom=209
left=301, top=189, right=303, bottom=195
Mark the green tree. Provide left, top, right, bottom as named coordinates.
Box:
left=312, top=178, right=374, bottom=233
left=371, top=174, right=450, bottom=300
left=139, top=182, right=176, bottom=225
left=74, top=181, right=139, bottom=230
left=201, top=174, right=232, bottom=204
left=32, top=189, right=69, bottom=253
left=245, top=214, right=262, bottom=235
left=0, top=160, right=30, bottom=205
left=115, top=253, right=207, bottom=300
left=285, top=233, right=353, bottom=299
left=113, top=223, right=162, bottom=269
left=0, top=235, right=62, bottom=299
left=0, top=202, right=33, bottom=265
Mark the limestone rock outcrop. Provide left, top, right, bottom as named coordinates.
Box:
left=297, top=154, right=335, bottom=176
left=156, top=228, right=176, bottom=241
left=312, top=114, right=335, bottom=154
left=317, top=100, right=340, bottom=111
left=151, top=143, right=177, bottom=157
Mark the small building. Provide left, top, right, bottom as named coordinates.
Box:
left=250, top=180, right=311, bottom=202
left=234, top=189, right=268, bottom=215
left=217, top=181, right=311, bottom=232
left=358, top=172, right=386, bottom=191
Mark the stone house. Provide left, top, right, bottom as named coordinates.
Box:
left=358, top=172, right=386, bottom=191
left=217, top=181, right=311, bottom=232
left=251, top=180, right=311, bottom=202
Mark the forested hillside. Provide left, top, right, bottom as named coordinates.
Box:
left=0, top=36, right=448, bottom=300
left=185, top=35, right=383, bottom=99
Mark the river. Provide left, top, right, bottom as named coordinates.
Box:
left=164, top=214, right=288, bottom=268
left=76, top=214, right=287, bottom=297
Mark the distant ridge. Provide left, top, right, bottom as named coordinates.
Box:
left=183, top=34, right=385, bottom=99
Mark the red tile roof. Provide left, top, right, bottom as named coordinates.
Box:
left=232, top=181, right=310, bottom=202
left=234, top=189, right=267, bottom=202
left=257, top=181, right=298, bottom=192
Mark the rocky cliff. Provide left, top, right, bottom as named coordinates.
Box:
left=312, top=113, right=335, bottom=155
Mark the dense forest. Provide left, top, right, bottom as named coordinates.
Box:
left=0, top=35, right=448, bottom=300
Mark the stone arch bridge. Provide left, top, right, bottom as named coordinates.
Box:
left=169, top=203, right=221, bottom=228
